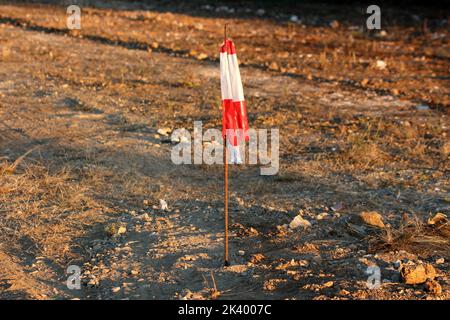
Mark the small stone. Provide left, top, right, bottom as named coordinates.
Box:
left=180, top=289, right=204, bottom=300
left=143, top=200, right=149, bottom=205
left=375, top=60, right=387, bottom=70
left=425, top=279, right=442, bottom=295
left=159, top=199, right=169, bottom=211
left=339, top=289, right=350, bottom=295
left=298, top=260, right=309, bottom=267
left=197, top=53, right=208, bottom=60
left=289, top=215, right=311, bottom=229
left=359, top=211, right=385, bottom=228
left=130, top=270, right=139, bottom=275
left=104, top=223, right=127, bottom=237
left=269, top=62, right=279, bottom=71
left=235, top=197, right=245, bottom=207
left=157, top=127, right=172, bottom=136
left=361, top=78, right=369, bottom=86
left=323, top=281, right=334, bottom=288
left=435, top=258, right=445, bottom=264
left=316, top=212, right=328, bottom=220
left=238, top=250, right=245, bottom=256
left=400, top=263, right=436, bottom=284
left=112, top=287, right=121, bottom=293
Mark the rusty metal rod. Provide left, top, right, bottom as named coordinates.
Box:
left=223, top=23, right=229, bottom=267
left=224, top=23, right=228, bottom=42
left=224, top=135, right=229, bottom=266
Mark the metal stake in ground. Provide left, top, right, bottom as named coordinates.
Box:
left=223, top=23, right=229, bottom=267
left=220, top=23, right=249, bottom=267
left=224, top=134, right=229, bottom=267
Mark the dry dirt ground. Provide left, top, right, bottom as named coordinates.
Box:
left=0, top=2, right=449, bottom=300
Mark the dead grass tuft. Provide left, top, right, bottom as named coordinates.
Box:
left=368, top=213, right=450, bottom=256
left=343, top=139, right=389, bottom=169
left=0, top=156, right=102, bottom=260
left=0, top=147, right=38, bottom=175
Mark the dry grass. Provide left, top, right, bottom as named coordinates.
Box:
left=368, top=214, right=450, bottom=257
left=345, top=140, right=388, bottom=168
left=0, top=150, right=102, bottom=260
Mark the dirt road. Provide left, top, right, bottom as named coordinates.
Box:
left=0, top=2, right=448, bottom=299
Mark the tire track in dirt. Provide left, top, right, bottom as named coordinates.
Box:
left=2, top=13, right=439, bottom=112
